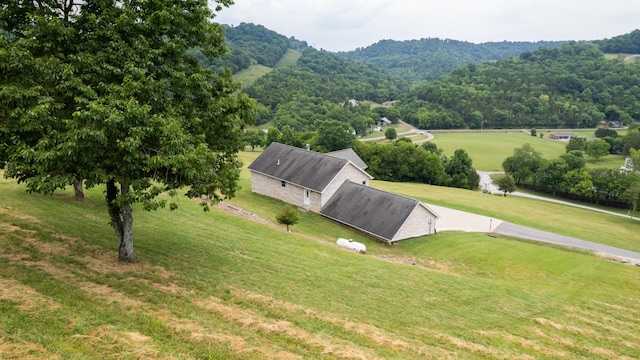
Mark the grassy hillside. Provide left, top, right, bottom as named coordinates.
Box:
left=233, top=49, right=301, bottom=89
left=274, top=49, right=302, bottom=69
left=1, top=158, right=640, bottom=358
left=233, top=64, right=273, bottom=89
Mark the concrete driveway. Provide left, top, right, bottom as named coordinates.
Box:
left=427, top=202, right=640, bottom=265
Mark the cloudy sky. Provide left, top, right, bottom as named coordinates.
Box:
left=213, top=0, right=639, bottom=52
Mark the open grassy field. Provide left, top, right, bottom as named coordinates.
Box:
left=429, top=130, right=626, bottom=171
left=274, top=49, right=302, bottom=69
left=2, top=152, right=639, bottom=359
left=233, top=64, right=273, bottom=89
left=232, top=50, right=301, bottom=90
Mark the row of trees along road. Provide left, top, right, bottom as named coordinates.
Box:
left=0, top=0, right=256, bottom=262
left=502, top=143, right=640, bottom=211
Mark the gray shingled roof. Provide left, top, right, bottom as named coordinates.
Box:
left=326, top=148, right=368, bottom=170
left=320, top=181, right=434, bottom=242
left=248, top=143, right=370, bottom=192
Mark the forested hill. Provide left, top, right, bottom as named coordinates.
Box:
left=593, top=29, right=640, bottom=54
left=339, top=38, right=565, bottom=81
left=245, top=47, right=406, bottom=132
left=397, top=42, right=640, bottom=130
left=202, top=23, right=308, bottom=73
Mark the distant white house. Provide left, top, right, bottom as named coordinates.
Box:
left=620, top=157, right=639, bottom=174
left=376, top=117, right=392, bottom=127
left=549, top=132, right=575, bottom=141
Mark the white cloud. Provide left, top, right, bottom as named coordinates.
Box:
left=213, top=0, right=640, bottom=51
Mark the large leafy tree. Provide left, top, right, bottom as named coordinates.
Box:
left=1, top=0, right=255, bottom=262
left=585, top=139, right=611, bottom=160
left=502, top=144, right=543, bottom=185
left=315, top=120, right=355, bottom=152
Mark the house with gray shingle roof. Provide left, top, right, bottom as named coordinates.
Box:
left=248, top=143, right=372, bottom=212
left=326, top=148, right=368, bottom=170
left=320, top=181, right=439, bottom=243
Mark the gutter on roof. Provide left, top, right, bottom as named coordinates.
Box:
left=320, top=213, right=393, bottom=244
left=248, top=168, right=322, bottom=193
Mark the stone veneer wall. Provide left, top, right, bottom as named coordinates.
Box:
left=250, top=171, right=323, bottom=212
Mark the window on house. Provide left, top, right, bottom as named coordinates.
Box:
left=281, top=181, right=286, bottom=187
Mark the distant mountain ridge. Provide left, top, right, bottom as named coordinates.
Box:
left=338, top=38, right=566, bottom=81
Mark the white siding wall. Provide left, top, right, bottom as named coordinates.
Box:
left=250, top=171, right=322, bottom=211
left=392, top=205, right=437, bottom=242
left=321, top=164, right=371, bottom=208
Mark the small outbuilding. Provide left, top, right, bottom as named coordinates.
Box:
left=549, top=132, right=575, bottom=141
left=376, top=117, right=392, bottom=127
left=320, top=181, right=440, bottom=243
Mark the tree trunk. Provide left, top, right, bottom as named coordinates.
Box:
left=106, top=180, right=135, bottom=263
left=119, top=202, right=134, bottom=263
left=73, top=180, right=84, bottom=200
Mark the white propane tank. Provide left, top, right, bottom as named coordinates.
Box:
left=336, top=238, right=366, bottom=254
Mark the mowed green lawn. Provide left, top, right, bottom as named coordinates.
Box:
left=430, top=130, right=626, bottom=171
left=1, top=151, right=640, bottom=359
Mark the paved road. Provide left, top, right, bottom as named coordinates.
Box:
left=429, top=202, right=640, bottom=265
left=362, top=123, right=640, bottom=264
left=493, top=222, right=640, bottom=265
left=477, top=171, right=640, bottom=221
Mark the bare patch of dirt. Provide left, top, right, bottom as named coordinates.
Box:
left=431, top=332, right=502, bottom=358
left=534, top=318, right=564, bottom=330
left=0, top=338, right=59, bottom=360
left=0, top=222, right=25, bottom=234
left=74, top=249, right=173, bottom=279
left=215, top=202, right=273, bottom=226
left=195, top=296, right=383, bottom=360
left=532, top=328, right=575, bottom=347
left=214, top=202, right=332, bottom=245
left=227, top=288, right=452, bottom=357
left=125, top=331, right=151, bottom=343
left=376, top=255, right=461, bottom=276
left=77, top=282, right=143, bottom=308
left=595, top=252, right=640, bottom=266
left=153, top=310, right=278, bottom=359
left=0, top=278, right=61, bottom=311
left=0, top=206, right=41, bottom=224
left=71, top=326, right=158, bottom=359
left=22, top=236, right=70, bottom=256
left=476, top=330, right=567, bottom=358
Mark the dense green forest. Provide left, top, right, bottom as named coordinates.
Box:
left=195, top=23, right=308, bottom=73
left=212, top=25, right=640, bottom=136
left=397, top=42, right=640, bottom=130
left=593, top=29, right=640, bottom=54
left=339, top=38, right=565, bottom=81
left=245, top=48, right=406, bottom=130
